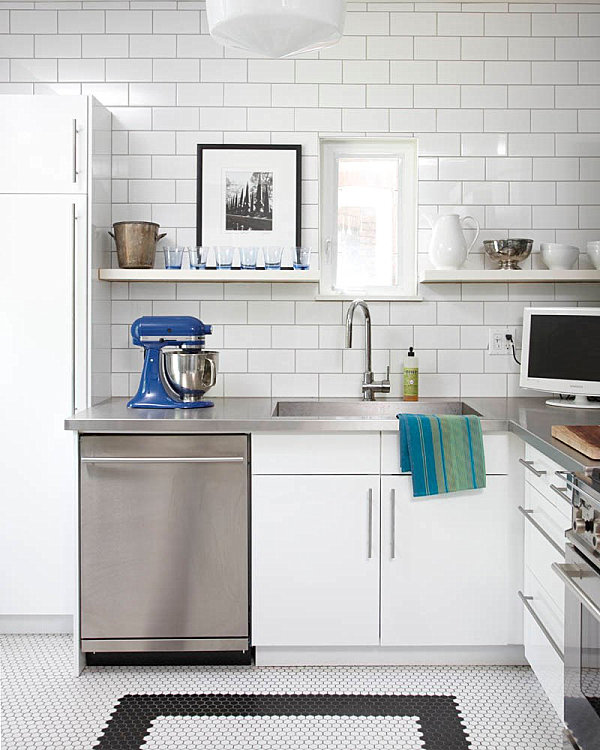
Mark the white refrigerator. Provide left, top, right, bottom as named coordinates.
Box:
left=0, top=95, right=111, bottom=634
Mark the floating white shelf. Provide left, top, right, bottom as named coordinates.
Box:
left=98, top=268, right=320, bottom=283
left=419, top=269, right=600, bottom=284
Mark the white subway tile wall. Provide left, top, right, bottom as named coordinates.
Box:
left=3, top=1, right=599, bottom=399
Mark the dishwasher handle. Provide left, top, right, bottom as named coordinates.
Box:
left=81, top=456, right=245, bottom=464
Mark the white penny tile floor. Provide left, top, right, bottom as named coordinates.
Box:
left=1, top=634, right=566, bottom=750
left=143, top=715, right=424, bottom=750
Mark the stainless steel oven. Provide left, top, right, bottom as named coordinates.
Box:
left=554, top=473, right=600, bottom=750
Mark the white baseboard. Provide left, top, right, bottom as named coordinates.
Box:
left=255, top=645, right=527, bottom=666
left=0, top=615, right=73, bottom=634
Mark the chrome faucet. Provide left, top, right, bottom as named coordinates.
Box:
left=345, top=300, right=390, bottom=401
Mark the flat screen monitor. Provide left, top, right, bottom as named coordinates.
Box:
left=520, top=307, right=600, bottom=409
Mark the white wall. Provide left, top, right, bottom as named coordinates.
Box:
left=2, top=0, right=599, bottom=399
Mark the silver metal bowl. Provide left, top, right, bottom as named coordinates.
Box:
left=161, top=348, right=218, bottom=402
left=483, top=239, right=533, bottom=270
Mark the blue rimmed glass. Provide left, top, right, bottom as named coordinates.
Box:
left=263, top=246, right=283, bottom=270
left=188, top=246, right=209, bottom=270
left=215, top=246, right=234, bottom=269
left=240, top=246, right=259, bottom=270
left=293, top=247, right=311, bottom=270
left=164, top=246, right=184, bottom=269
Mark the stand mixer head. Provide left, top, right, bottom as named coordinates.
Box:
left=128, top=315, right=218, bottom=409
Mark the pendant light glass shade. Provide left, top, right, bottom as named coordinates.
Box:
left=206, top=0, right=346, bottom=59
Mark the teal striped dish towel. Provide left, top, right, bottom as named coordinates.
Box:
left=397, top=413, right=486, bottom=497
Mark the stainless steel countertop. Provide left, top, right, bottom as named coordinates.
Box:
left=65, top=396, right=600, bottom=474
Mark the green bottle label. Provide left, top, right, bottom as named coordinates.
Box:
left=404, top=367, right=419, bottom=398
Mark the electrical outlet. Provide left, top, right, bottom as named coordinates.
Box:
left=489, top=327, right=516, bottom=355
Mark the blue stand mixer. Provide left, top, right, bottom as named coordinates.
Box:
left=128, top=316, right=218, bottom=409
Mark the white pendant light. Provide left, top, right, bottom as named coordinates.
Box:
left=206, top=0, right=346, bottom=59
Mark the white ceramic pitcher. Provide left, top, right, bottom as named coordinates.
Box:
left=426, top=213, right=481, bottom=270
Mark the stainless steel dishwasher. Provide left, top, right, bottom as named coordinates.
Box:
left=79, top=435, right=248, bottom=653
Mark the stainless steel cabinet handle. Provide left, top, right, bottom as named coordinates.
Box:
left=550, top=484, right=572, bottom=506
left=555, top=471, right=597, bottom=506
left=553, top=562, right=600, bottom=623
left=519, top=458, right=546, bottom=477
left=518, top=506, right=565, bottom=558
left=72, top=119, right=78, bottom=183
left=367, top=488, right=373, bottom=560
left=324, top=238, right=332, bottom=262
left=390, top=488, right=396, bottom=560
left=555, top=470, right=573, bottom=481
left=81, top=456, right=245, bottom=464
left=518, top=591, right=564, bottom=660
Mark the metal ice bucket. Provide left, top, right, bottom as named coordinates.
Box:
left=161, top=348, right=218, bottom=402
left=108, top=221, right=167, bottom=269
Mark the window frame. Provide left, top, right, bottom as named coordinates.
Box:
left=319, top=137, right=419, bottom=300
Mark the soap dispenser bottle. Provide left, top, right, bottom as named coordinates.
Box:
left=403, top=347, right=419, bottom=402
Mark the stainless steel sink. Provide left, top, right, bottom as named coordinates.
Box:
left=273, top=400, right=481, bottom=418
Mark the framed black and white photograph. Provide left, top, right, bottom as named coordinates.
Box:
left=225, top=170, right=273, bottom=232
left=197, top=144, right=301, bottom=247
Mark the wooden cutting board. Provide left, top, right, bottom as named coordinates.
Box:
left=551, top=424, right=600, bottom=460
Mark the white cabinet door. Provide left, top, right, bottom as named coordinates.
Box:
left=0, top=194, right=87, bottom=616
left=252, top=475, right=380, bottom=646
left=0, top=96, right=88, bottom=194
left=380, top=475, right=523, bottom=646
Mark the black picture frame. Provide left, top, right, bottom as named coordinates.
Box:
left=196, top=144, right=302, bottom=247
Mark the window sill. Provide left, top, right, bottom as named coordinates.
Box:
left=314, top=293, right=423, bottom=302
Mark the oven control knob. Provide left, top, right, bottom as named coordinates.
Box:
left=594, top=520, right=600, bottom=536
left=593, top=535, right=599, bottom=550
left=573, top=517, right=586, bottom=533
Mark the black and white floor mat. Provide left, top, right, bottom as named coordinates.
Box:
left=97, top=693, right=469, bottom=749
left=1, top=635, right=565, bottom=750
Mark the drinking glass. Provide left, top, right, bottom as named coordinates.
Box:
left=215, top=246, right=234, bottom=269
left=188, top=246, right=209, bottom=270
left=293, top=247, right=311, bottom=270
left=240, top=246, right=258, bottom=270
left=164, top=246, right=184, bottom=269
left=263, top=246, right=283, bottom=270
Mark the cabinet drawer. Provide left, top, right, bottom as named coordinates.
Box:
left=381, top=431, right=509, bottom=475
left=522, top=445, right=571, bottom=520
left=523, top=482, right=569, bottom=558
left=252, top=433, right=380, bottom=475
left=523, top=566, right=564, bottom=652
left=524, top=484, right=567, bottom=614
left=522, top=568, right=564, bottom=720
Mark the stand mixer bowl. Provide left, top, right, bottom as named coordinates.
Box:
left=161, top=348, right=218, bottom=402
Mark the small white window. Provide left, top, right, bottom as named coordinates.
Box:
left=320, top=138, right=418, bottom=299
